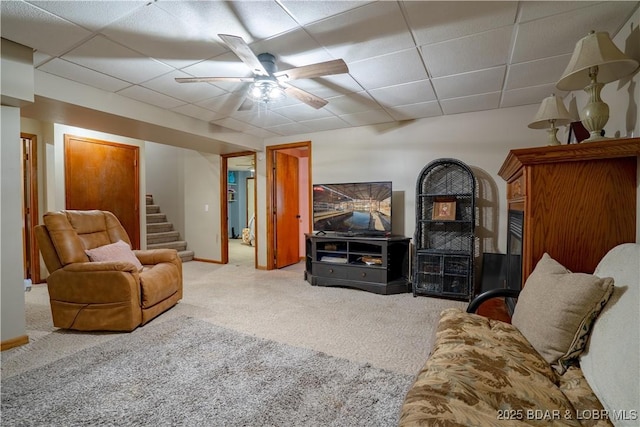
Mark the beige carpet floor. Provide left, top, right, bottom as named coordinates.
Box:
left=2, top=260, right=466, bottom=379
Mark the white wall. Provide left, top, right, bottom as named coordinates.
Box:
left=183, top=150, right=222, bottom=261
left=265, top=103, right=549, bottom=257
left=145, top=142, right=185, bottom=238
left=1, top=106, right=27, bottom=344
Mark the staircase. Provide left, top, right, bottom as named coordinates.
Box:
left=146, top=195, right=194, bottom=263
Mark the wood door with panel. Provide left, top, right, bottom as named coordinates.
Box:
left=274, top=151, right=300, bottom=268
left=64, top=135, right=140, bottom=248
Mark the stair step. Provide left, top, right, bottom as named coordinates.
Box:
left=147, top=231, right=180, bottom=244
left=178, top=250, right=194, bottom=263
left=148, top=240, right=187, bottom=251
left=146, top=195, right=153, bottom=205
left=147, top=213, right=167, bottom=223
left=147, top=222, right=173, bottom=233
left=146, top=204, right=160, bottom=214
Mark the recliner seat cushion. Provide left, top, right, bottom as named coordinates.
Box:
left=140, top=264, right=180, bottom=308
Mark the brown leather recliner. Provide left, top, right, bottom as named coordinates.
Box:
left=35, top=210, right=183, bottom=331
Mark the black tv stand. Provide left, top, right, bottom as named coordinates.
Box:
left=304, top=233, right=411, bottom=295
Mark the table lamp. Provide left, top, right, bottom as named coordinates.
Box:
left=528, top=94, right=574, bottom=145
left=556, top=31, right=638, bottom=142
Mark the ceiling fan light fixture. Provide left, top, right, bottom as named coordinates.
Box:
left=248, top=80, right=284, bottom=104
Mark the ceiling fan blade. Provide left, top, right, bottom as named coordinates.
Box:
left=175, top=76, right=254, bottom=83
left=282, top=83, right=328, bottom=109
left=275, top=59, right=348, bottom=82
left=219, top=34, right=269, bottom=76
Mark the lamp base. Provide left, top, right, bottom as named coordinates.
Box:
left=583, top=132, right=609, bottom=142
left=581, top=77, right=609, bottom=143
left=546, top=127, right=562, bottom=146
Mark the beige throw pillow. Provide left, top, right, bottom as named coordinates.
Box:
left=85, top=240, right=144, bottom=272
left=511, top=253, right=614, bottom=374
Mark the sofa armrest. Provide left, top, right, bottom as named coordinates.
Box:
left=134, top=249, right=180, bottom=265
left=466, top=288, right=520, bottom=314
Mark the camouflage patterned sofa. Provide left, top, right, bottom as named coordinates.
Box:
left=400, top=244, right=639, bottom=427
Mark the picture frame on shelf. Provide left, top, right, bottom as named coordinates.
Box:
left=433, top=198, right=456, bottom=221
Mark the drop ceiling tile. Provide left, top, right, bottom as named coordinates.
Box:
left=433, top=66, right=505, bottom=100
left=143, top=71, right=226, bottom=103
left=385, top=101, right=442, bottom=121
left=28, top=0, right=146, bottom=32
left=512, top=2, right=638, bottom=63
left=196, top=92, right=247, bottom=115
left=505, top=54, right=572, bottom=90
left=405, top=1, right=517, bottom=45
left=440, top=92, right=501, bottom=115
left=368, top=80, right=436, bottom=107
left=280, top=1, right=373, bottom=26
left=100, top=3, right=224, bottom=70
left=61, top=35, right=173, bottom=84
left=249, top=28, right=331, bottom=69
left=271, top=103, right=333, bottom=121
left=222, top=1, right=301, bottom=41
left=501, top=84, right=569, bottom=109
left=243, top=127, right=279, bottom=139
left=298, top=116, right=351, bottom=132
left=212, top=117, right=256, bottom=132
left=349, top=49, right=429, bottom=90
left=339, top=109, right=395, bottom=127
left=288, top=74, right=364, bottom=99
left=266, top=122, right=313, bottom=136
left=324, top=92, right=381, bottom=115
left=241, top=110, right=293, bottom=128
left=422, top=26, right=512, bottom=78
left=519, top=1, right=605, bottom=23
left=33, top=52, right=52, bottom=67
left=117, top=85, right=186, bottom=109
left=172, top=104, right=224, bottom=122
left=38, top=58, right=131, bottom=92
left=154, top=1, right=253, bottom=43
left=306, top=1, right=414, bottom=63
left=180, top=51, right=251, bottom=93
left=0, top=1, right=93, bottom=56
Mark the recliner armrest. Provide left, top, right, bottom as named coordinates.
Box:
left=134, top=249, right=180, bottom=265
left=466, top=288, right=521, bottom=314
left=63, top=261, right=139, bottom=273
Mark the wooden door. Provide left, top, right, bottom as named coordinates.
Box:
left=274, top=151, right=300, bottom=268
left=64, top=135, right=140, bottom=248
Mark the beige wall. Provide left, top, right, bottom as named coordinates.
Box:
left=264, top=103, right=549, bottom=258
left=1, top=106, right=27, bottom=344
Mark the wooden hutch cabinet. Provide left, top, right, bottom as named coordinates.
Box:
left=498, top=137, right=640, bottom=287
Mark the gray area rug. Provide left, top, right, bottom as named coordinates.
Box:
left=2, top=316, right=413, bottom=426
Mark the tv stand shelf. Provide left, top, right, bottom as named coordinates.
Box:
left=304, top=234, right=411, bottom=295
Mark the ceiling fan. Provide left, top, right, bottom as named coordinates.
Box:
left=175, top=34, right=349, bottom=110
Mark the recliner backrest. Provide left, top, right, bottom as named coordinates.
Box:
left=42, top=210, right=131, bottom=267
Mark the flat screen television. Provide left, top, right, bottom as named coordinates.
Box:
left=312, top=181, right=392, bottom=236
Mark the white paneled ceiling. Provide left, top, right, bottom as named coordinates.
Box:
left=1, top=1, right=638, bottom=139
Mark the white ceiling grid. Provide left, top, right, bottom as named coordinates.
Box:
left=1, top=0, right=637, bottom=138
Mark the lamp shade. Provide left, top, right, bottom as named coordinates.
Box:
left=556, top=31, right=639, bottom=90
left=528, top=94, right=574, bottom=129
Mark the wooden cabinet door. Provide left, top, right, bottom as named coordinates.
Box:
left=64, top=135, right=140, bottom=248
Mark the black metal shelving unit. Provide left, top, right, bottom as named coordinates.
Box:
left=413, top=159, right=476, bottom=300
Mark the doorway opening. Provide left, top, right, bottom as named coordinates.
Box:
left=221, top=152, right=257, bottom=267
left=266, top=141, right=311, bottom=270
left=21, top=133, right=40, bottom=284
